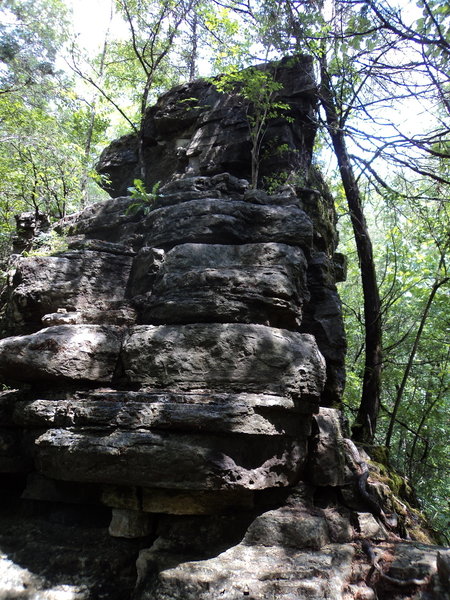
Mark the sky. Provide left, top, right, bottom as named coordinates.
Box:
left=67, top=0, right=126, bottom=52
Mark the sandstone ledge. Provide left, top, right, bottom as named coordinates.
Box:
left=122, top=323, right=326, bottom=401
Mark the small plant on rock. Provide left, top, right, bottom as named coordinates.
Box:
left=24, top=230, right=68, bottom=257
left=126, top=179, right=160, bottom=215
left=215, top=66, right=292, bottom=189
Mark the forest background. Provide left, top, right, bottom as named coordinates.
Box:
left=0, top=0, right=448, bottom=540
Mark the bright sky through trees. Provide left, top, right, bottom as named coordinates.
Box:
left=67, top=0, right=121, bottom=51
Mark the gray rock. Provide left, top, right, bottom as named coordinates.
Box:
left=122, top=324, right=326, bottom=401
left=4, top=250, right=133, bottom=334
left=0, top=325, right=124, bottom=383
left=0, top=506, right=143, bottom=600
left=41, top=306, right=137, bottom=327
left=59, top=196, right=142, bottom=243
left=14, top=394, right=312, bottom=437
left=301, top=252, right=346, bottom=405
left=333, top=253, right=347, bottom=282
left=306, top=407, right=350, bottom=487
left=97, top=56, right=317, bottom=196
left=133, top=242, right=308, bottom=328
left=12, top=210, right=50, bottom=254
left=1, top=56, right=444, bottom=600
left=139, top=198, right=313, bottom=250
left=135, top=542, right=355, bottom=600
left=149, top=513, right=256, bottom=557
left=244, top=505, right=330, bottom=550
left=302, top=287, right=346, bottom=363
left=109, top=509, right=154, bottom=538
left=158, top=173, right=249, bottom=205
left=299, top=169, right=339, bottom=256
left=141, top=488, right=254, bottom=515
left=321, top=507, right=353, bottom=543
left=355, top=512, right=388, bottom=540
left=126, top=247, right=165, bottom=298
left=66, top=236, right=136, bottom=255
left=386, top=542, right=445, bottom=581
left=437, top=550, right=450, bottom=588
left=34, top=428, right=307, bottom=490
left=0, top=556, right=90, bottom=600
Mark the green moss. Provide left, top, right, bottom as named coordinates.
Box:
left=368, top=445, right=390, bottom=465
left=409, top=526, right=436, bottom=544
left=364, top=458, right=439, bottom=544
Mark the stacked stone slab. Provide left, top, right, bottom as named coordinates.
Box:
left=0, top=56, right=346, bottom=512
left=0, top=174, right=329, bottom=510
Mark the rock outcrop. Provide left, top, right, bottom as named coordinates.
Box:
left=96, top=56, right=317, bottom=197
left=0, top=56, right=447, bottom=600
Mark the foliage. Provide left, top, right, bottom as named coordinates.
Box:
left=337, top=185, right=449, bottom=539
left=0, top=0, right=113, bottom=260
left=126, top=179, right=160, bottom=214
left=23, top=229, right=69, bottom=256
left=197, top=2, right=252, bottom=73
left=0, top=0, right=68, bottom=96
left=215, top=65, right=291, bottom=187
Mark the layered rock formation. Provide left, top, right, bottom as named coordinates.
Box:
left=0, top=56, right=448, bottom=600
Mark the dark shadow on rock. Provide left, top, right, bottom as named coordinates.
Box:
left=0, top=496, right=149, bottom=600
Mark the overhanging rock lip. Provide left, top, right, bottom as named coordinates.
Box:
left=34, top=427, right=307, bottom=491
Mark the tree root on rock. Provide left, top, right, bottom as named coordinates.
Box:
left=362, top=540, right=429, bottom=588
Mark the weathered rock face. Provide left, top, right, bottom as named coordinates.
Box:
left=12, top=210, right=50, bottom=254
left=132, top=242, right=309, bottom=328
left=96, top=56, right=317, bottom=197
left=122, top=325, right=325, bottom=397
left=0, top=56, right=445, bottom=600
left=3, top=248, right=134, bottom=335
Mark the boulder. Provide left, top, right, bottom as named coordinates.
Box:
left=41, top=306, right=137, bottom=327
left=96, top=56, right=317, bottom=196
left=12, top=211, right=50, bottom=254
left=14, top=392, right=313, bottom=437
left=59, top=196, right=142, bottom=243
left=35, top=428, right=307, bottom=490
left=138, top=198, right=313, bottom=250
left=109, top=509, right=154, bottom=539
left=243, top=505, right=330, bottom=549
left=135, top=542, right=356, bottom=600
left=306, top=407, right=350, bottom=487
left=301, top=252, right=346, bottom=405
left=0, top=56, right=446, bottom=600
left=4, top=250, right=133, bottom=334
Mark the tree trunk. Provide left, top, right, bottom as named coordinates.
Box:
left=138, top=75, right=153, bottom=183
left=188, top=12, right=198, bottom=81
left=319, top=58, right=383, bottom=444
